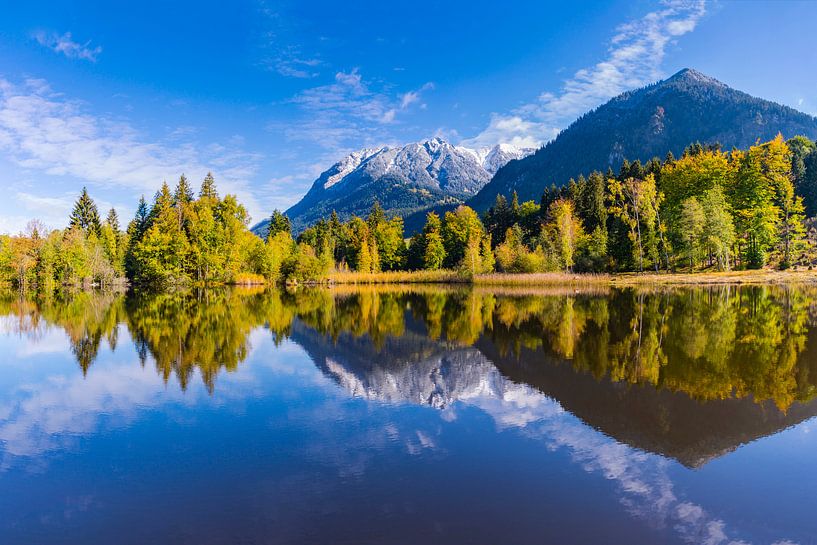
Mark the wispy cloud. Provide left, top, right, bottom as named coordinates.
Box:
left=33, top=31, right=102, bottom=62
left=257, top=2, right=323, bottom=78
left=0, top=78, right=265, bottom=229
left=462, top=0, right=707, bottom=149
left=283, top=69, right=433, bottom=151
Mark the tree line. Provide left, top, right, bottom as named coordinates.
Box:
left=294, top=133, right=817, bottom=275
left=1, top=134, right=816, bottom=288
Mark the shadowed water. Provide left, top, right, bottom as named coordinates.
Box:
left=0, top=285, right=816, bottom=544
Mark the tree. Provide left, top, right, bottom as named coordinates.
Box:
left=357, top=232, right=372, bottom=272
left=69, top=187, right=102, bottom=237
left=700, top=187, right=735, bottom=270
left=367, top=201, right=386, bottom=231
left=677, top=197, right=705, bottom=271
left=787, top=136, right=817, bottom=215
left=608, top=175, right=660, bottom=272
left=442, top=206, right=485, bottom=268
left=577, top=171, right=608, bottom=233
left=548, top=199, right=584, bottom=272
left=495, top=225, right=545, bottom=273
left=131, top=182, right=189, bottom=285
left=372, top=215, right=405, bottom=271
left=418, top=213, right=444, bottom=270
left=733, top=135, right=790, bottom=268
left=778, top=189, right=806, bottom=268
left=459, top=233, right=487, bottom=276
left=282, top=243, right=330, bottom=283
left=174, top=174, right=194, bottom=204
left=267, top=210, right=292, bottom=240
left=485, top=194, right=511, bottom=245
left=101, top=208, right=125, bottom=276
left=200, top=172, right=218, bottom=200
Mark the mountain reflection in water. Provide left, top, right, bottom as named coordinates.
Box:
left=1, top=284, right=816, bottom=545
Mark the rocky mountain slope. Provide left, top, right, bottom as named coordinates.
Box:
left=254, top=138, right=532, bottom=234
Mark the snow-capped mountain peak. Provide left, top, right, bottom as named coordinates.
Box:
left=256, top=137, right=535, bottom=234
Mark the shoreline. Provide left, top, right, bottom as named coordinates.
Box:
left=327, top=269, right=817, bottom=287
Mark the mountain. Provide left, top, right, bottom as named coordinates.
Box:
left=290, top=317, right=817, bottom=469
left=254, top=138, right=533, bottom=235
left=469, top=68, right=817, bottom=210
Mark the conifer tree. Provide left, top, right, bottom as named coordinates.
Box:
left=200, top=172, right=218, bottom=200
left=69, top=187, right=102, bottom=236
left=267, top=210, right=292, bottom=240
left=174, top=174, right=194, bottom=204
left=106, top=208, right=120, bottom=233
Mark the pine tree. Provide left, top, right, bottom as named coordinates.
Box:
left=69, top=187, right=102, bottom=236
left=367, top=201, right=385, bottom=231
left=267, top=210, right=292, bottom=240
left=174, top=174, right=194, bottom=204
left=106, top=208, right=120, bottom=233
left=200, top=172, right=218, bottom=200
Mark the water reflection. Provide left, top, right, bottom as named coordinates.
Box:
left=0, top=285, right=815, bottom=544
left=3, top=285, right=816, bottom=412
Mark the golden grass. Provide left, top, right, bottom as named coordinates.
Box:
left=329, top=269, right=466, bottom=284
left=472, top=272, right=610, bottom=286
left=610, top=269, right=817, bottom=286
left=328, top=268, right=817, bottom=288
left=230, top=273, right=268, bottom=286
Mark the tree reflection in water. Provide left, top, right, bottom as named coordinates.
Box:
left=1, top=284, right=816, bottom=410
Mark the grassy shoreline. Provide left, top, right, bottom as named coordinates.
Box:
left=328, top=269, right=817, bottom=286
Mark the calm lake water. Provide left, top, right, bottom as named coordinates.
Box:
left=0, top=285, right=816, bottom=545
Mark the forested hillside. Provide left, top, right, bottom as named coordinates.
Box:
left=469, top=69, right=817, bottom=211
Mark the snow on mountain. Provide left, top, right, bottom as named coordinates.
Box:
left=255, top=137, right=534, bottom=234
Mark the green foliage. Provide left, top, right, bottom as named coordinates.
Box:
left=5, top=135, right=815, bottom=289
left=442, top=205, right=487, bottom=268
left=678, top=197, right=705, bottom=271
left=496, top=225, right=548, bottom=273
left=266, top=210, right=292, bottom=239
left=282, top=243, right=332, bottom=283
left=700, top=187, right=735, bottom=270
left=68, top=187, right=102, bottom=237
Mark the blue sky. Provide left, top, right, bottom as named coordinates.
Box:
left=0, top=0, right=815, bottom=233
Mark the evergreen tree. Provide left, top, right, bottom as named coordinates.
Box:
left=367, top=201, right=385, bottom=231
left=106, top=208, right=120, bottom=233
left=69, top=187, right=102, bottom=236
left=267, top=210, right=292, bottom=240
left=174, top=174, right=194, bottom=204
left=200, top=172, right=219, bottom=200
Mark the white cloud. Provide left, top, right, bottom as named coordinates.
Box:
left=273, top=52, right=322, bottom=79
left=400, top=91, right=419, bottom=109
left=0, top=78, right=264, bottom=229
left=462, top=0, right=707, bottom=148
left=256, top=3, right=323, bottom=79
left=33, top=31, right=102, bottom=62
left=284, top=70, right=434, bottom=153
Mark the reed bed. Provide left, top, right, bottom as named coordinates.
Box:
left=329, top=268, right=817, bottom=288
left=472, top=272, right=610, bottom=286
left=329, top=270, right=466, bottom=284
left=610, top=269, right=817, bottom=285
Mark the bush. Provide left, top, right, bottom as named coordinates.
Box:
left=282, top=243, right=332, bottom=283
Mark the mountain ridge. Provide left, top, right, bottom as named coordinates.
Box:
left=468, top=68, right=817, bottom=210
left=253, top=138, right=533, bottom=235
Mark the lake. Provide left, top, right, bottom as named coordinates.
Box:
left=0, top=285, right=816, bottom=544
